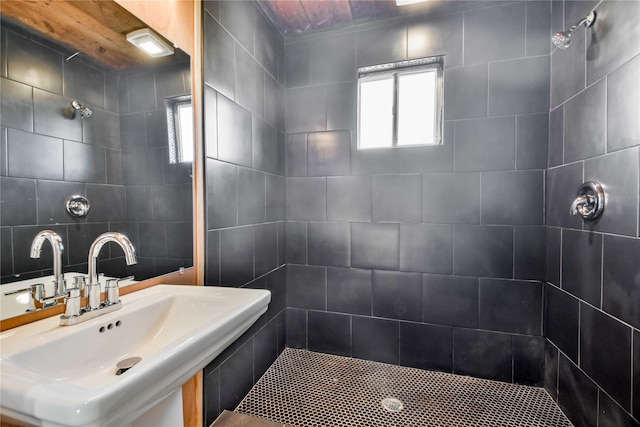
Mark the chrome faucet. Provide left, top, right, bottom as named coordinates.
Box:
left=29, top=230, right=66, bottom=309
left=60, top=232, right=137, bottom=326
left=86, top=232, right=137, bottom=309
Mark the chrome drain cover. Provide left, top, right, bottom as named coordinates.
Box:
left=116, top=356, right=141, bottom=375
left=381, top=397, right=403, bottom=413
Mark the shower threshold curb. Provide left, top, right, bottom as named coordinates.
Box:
left=212, top=410, right=295, bottom=427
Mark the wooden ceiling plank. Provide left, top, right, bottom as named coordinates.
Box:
left=300, top=0, right=353, bottom=29
left=1, top=0, right=152, bottom=69
left=61, top=1, right=151, bottom=67
left=66, top=1, right=144, bottom=34
left=348, top=0, right=398, bottom=21
left=262, top=0, right=312, bottom=35
left=326, top=0, right=355, bottom=21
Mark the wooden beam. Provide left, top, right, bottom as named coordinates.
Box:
left=187, top=1, right=204, bottom=425
left=0, top=0, right=154, bottom=70
left=182, top=371, right=203, bottom=427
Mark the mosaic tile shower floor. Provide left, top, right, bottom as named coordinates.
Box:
left=236, top=348, right=572, bottom=427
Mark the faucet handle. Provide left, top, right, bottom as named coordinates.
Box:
left=569, top=195, right=588, bottom=215
left=30, top=283, right=44, bottom=298
left=570, top=182, right=605, bottom=221
left=27, top=284, right=44, bottom=312
left=55, top=278, right=67, bottom=297
left=63, top=287, right=82, bottom=318
left=105, top=279, right=120, bottom=305
left=73, top=275, right=87, bottom=292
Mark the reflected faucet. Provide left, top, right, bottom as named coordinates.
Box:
left=30, top=230, right=66, bottom=297
left=86, top=232, right=137, bottom=309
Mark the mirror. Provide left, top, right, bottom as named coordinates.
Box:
left=0, top=5, right=194, bottom=321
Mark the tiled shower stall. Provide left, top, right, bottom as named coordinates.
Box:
left=202, top=0, right=637, bottom=426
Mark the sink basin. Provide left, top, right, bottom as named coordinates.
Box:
left=0, top=285, right=270, bottom=427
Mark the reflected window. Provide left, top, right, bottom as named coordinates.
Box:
left=166, top=95, right=194, bottom=163
left=357, top=56, right=444, bottom=150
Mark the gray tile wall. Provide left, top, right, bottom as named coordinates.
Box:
left=0, top=21, right=193, bottom=283
left=544, top=1, right=640, bottom=426
left=201, top=2, right=286, bottom=425
left=284, top=1, right=550, bottom=387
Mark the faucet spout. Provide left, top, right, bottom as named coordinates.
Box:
left=87, top=232, right=137, bottom=287
left=30, top=230, right=65, bottom=295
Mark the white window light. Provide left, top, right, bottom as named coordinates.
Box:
left=176, top=103, right=194, bottom=162
left=126, top=28, right=174, bottom=57
left=357, top=56, right=444, bottom=150
left=166, top=96, right=194, bottom=164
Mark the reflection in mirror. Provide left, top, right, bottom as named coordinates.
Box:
left=0, top=18, right=193, bottom=321
left=166, top=95, right=194, bottom=164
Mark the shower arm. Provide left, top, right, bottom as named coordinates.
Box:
left=569, top=16, right=592, bottom=33
left=573, top=11, right=596, bottom=31
left=564, top=15, right=594, bottom=38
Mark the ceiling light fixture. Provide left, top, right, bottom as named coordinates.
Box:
left=126, top=28, right=174, bottom=57
left=396, top=0, right=428, bottom=5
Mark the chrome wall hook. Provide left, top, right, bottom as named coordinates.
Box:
left=570, top=181, right=605, bottom=221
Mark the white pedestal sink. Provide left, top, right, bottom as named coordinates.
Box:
left=0, top=285, right=271, bottom=427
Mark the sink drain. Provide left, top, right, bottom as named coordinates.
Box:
left=381, top=397, right=403, bottom=413
left=116, top=356, right=141, bottom=375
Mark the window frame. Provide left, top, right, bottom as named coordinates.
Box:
left=357, top=56, right=444, bottom=150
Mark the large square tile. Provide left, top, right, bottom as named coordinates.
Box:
left=351, top=223, right=399, bottom=270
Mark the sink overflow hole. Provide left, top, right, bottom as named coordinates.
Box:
left=116, top=356, right=142, bottom=375
left=381, top=397, right=404, bottom=413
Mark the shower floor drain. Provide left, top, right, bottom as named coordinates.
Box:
left=381, top=397, right=403, bottom=413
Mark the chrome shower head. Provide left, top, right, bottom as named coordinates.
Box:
left=80, top=106, right=93, bottom=118
left=552, top=30, right=573, bottom=50
left=71, top=100, right=93, bottom=119
left=552, top=10, right=596, bottom=50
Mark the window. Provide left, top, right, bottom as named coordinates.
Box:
left=165, top=95, right=194, bottom=163
left=357, top=56, right=444, bottom=150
